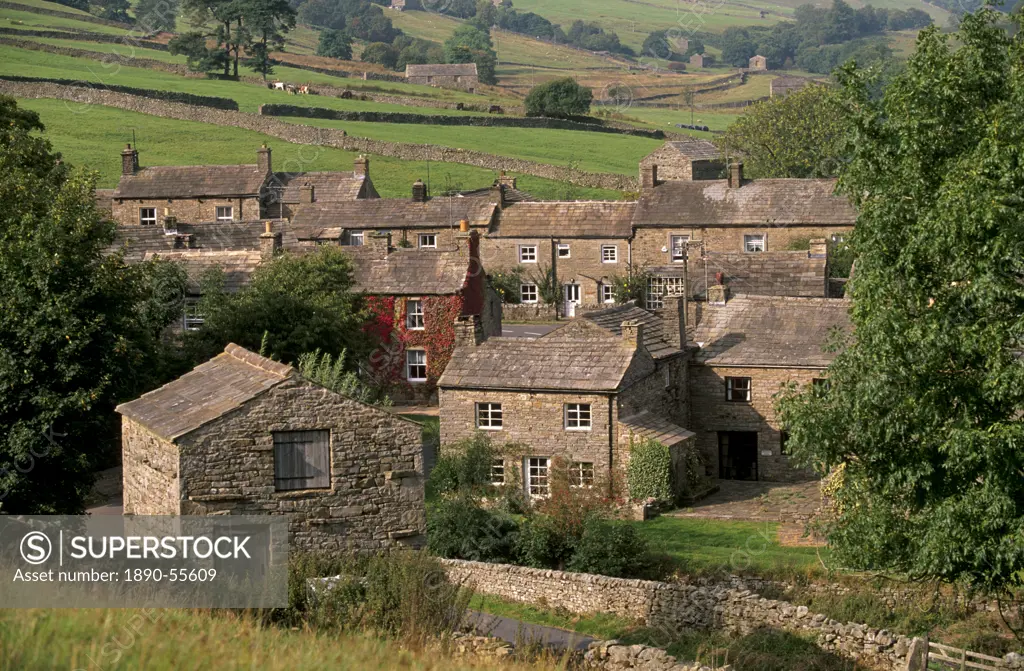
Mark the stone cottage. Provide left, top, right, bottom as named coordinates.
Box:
left=639, top=139, right=725, bottom=182
left=438, top=297, right=696, bottom=499
left=109, top=145, right=376, bottom=226
left=688, top=53, right=705, bottom=69
left=117, top=344, right=427, bottom=551
left=748, top=54, right=768, bottom=70
left=405, top=63, right=479, bottom=92
left=688, top=293, right=851, bottom=482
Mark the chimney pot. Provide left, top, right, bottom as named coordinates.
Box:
left=621, top=319, right=645, bottom=350
left=260, top=222, right=282, bottom=261
left=728, top=162, right=744, bottom=188
left=459, top=219, right=470, bottom=233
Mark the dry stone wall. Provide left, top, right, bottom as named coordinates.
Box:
left=0, top=79, right=636, bottom=190
left=0, top=75, right=239, bottom=109
left=1, top=0, right=132, bottom=28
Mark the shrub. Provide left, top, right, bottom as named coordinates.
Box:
left=566, top=516, right=658, bottom=578
left=427, top=495, right=519, bottom=563
left=297, top=349, right=391, bottom=406
left=627, top=436, right=673, bottom=503
left=524, top=78, right=593, bottom=118
left=425, top=433, right=496, bottom=499
left=610, top=267, right=651, bottom=305
left=316, top=29, right=353, bottom=60
left=531, top=264, right=559, bottom=305
left=514, top=513, right=575, bottom=570
left=489, top=266, right=526, bottom=304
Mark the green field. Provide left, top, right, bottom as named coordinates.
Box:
left=2, top=7, right=127, bottom=33
left=19, top=98, right=626, bottom=200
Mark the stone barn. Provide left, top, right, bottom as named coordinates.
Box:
left=405, top=63, right=479, bottom=92
left=688, top=53, right=704, bottom=69
left=117, top=344, right=427, bottom=552
left=748, top=54, right=768, bottom=70
left=639, top=139, right=725, bottom=183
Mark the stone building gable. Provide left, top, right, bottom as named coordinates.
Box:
left=114, top=164, right=270, bottom=200
left=143, top=250, right=262, bottom=294
left=491, top=201, right=637, bottom=238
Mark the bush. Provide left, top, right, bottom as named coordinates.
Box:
left=514, top=513, right=575, bottom=570
left=566, top=516, right=658, bottom=578
left=425, top=433, right=496, bottom=499
left=524, top=78, right=593, bottom=119
left=489, top=266, right=527, bottom=304
left=427, top=496, right=519, bottom=563
left=361, top=42, right=398, bottom=69
left=627, top=436, right=673, bottom=503
left=316, top=29, right=353, bottom=60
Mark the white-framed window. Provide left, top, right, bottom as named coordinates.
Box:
left=273, top=430, right=330, bottom=491
left=601, top=245, right=618, bottom=263
left=342, top=230, right=364, bottom=246
left=671, top=234, right=690, bottom=262
left=744, top=233, right=766, bottom=253
left=139, top=207, right=157, bottom=226
left=525, top=457, right=550, bottom=497
left=183, top=299, right=204, bottom=331
left=418, top=233, right=437, bottom=248
left=726, top=376, right=752, bottom=402
left=520, top=283, right=538, bottom=303
left=215, top=206, right=233, bottom=222
left=557, top=243, right=571, bottom=258
left=476, top=402, right=503, bottom=430
left=491, top=459, right=505, bottom=485
left=600, top=284, right=615, bottom=304
left=663, top=366, right=672, bottom=389
left=646, top=276, right=685, bottom=310
left=406, top=299, right=424, bottom=330
left=519, top=245, right=537, bottom=263
left=569, top=461, right=594, bottom=488
left=565, top=403, right=592, bottom=431
left=406, top=349, right=427, bottom=382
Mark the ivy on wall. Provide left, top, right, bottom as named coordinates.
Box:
left=626, top=435, right=672, bottom=503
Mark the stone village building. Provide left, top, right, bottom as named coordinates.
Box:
left=638, top=138, right=725, bottom=182
left=405, top=63, right=480, bottom=92
left=117, top=343, right=427, bottom=551
left=438, top=297, right=697, bottom=499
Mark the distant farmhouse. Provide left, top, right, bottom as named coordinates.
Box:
left=688, top=53, right=704, bottom=69
left=405, top=63, right=479, bottom=92
left=117, top=344, right=427, bottom=551
left=748, top=54, right=768, bottom=70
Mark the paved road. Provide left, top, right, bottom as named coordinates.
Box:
left=501, top=324, right=560, bottom=339
left=465, top=610, right=595, bottom=651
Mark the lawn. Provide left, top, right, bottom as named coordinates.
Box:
left=635, top=517, right=825, bottom=578
left=19, top=98, right=626, bottom=200
left=277, top=115, right=662, bottom=175
left=2, top=7, right=127, bottom=33
left=0, top=608, right=556, bottom=671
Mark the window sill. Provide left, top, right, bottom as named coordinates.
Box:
left=407, top=379, right=428, bottom=384
left=476, top=426, right=503, bottom=431
left=565, top=427, right=592, bottom=432
left=273, top=488, right=332, bottom=499
left=407, top=327, right=425, bottom=331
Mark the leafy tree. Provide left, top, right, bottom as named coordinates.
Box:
left=179, top=0, right=242, bottom=77
left=92, top=0, right=132, bottom=22
left=297, top=0, right=346, bottom=30
left=471, top=0, right=496, bottom=29
left=436, top=0, right=476, bottom=18
left=188, top=246, right=369, bottom=365
left=361, top=41, right=398, bottom=69
left=242, top=0, right=297, bottom=79
left=168, top=31, right=226, bottom=73
left=316, top=28, right=353, bottom=60
left=720, top=27, right=757, bottom=67
left=134, top=0, right=178, bottom=32
left=523, top=77, right=593, bottom=118
left=777, top=11, right=1024, bottom=599
left=443, top=24, right=497, bottom=84
left=718, top=83, right=849, bottom=178
left=0, top=97, right=188, bottom=513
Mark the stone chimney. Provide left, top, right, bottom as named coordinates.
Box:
left=728, top=162, right=744, bottom=188
left=640, top=163, right=658, bottom=189
left=490, top=182, right=507, bottom=209
left=367, top=230, right=392, bottom=256
left=354, top=155, right=369, bottom=178
left=453, top=314, right=485, bottom=347
left=621, top=320, right=645, bottom=351
left=259, top=221, right=282, bottom=262
left=299, top=182, right=314, bottom=204
left=497, top=171, right=517, bottom=189
left=121, top=143, right=139, bottom=175
left=662, top=295, right=687, bottom=350
left=412, top=179, right=428, bottom=202
left=707, top=284, right=729, bottom=306
left=809, top=238, right=827, bottom=258
left=257, top=144, right=272, bottom=175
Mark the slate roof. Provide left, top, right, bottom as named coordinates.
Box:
left=438, top=333, right=646, bottom=392
left=110, top=221, right=270, bottom=262
left=116, top=344, right=294, bottom=442
left=406, top=63, right=478, bottom=77
left=692, top=295, right=852, bottom=367
left=550, top=303, right=682, bottom=359
left=459, top=185, right=535, bottom=203
left=634, top=179, right=856, bottom=226
left=113, top=165, right=269, bottom=199
left=144, top=250, right=262, bottom=294
left=493, top=202, right=637, bottom=238
left=289, top=198, right=497, bottom=232
left=266, top=171, right=373, bottom=204
left=347, top=247, right=469, bottom=295
left=668, top=251, right=827, bottom=299
left=658, top=138, right=722, bottom=161
left=619, top=411, right=695, bottom=447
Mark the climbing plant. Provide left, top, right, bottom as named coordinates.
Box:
left=626, top=436, right=672, bottom=503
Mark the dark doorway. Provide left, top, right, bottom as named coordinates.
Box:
left=718, top=431, right=758, bottom=481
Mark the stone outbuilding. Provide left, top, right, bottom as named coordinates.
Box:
left=748, top=55, right=768, bottom=70
left=639, top=139, right=725, bottom=183
left=117, top=344, right=427, bottom=552
left=405, top=63, right=479, bottom=92
left=438, top=298, right=698, bottom=500
left=688, top=53, right=705, bottom=69
left=688, top=294, right=851, bottom=482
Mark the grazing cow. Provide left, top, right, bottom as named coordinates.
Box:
left=488, top=105, right=504, bottom=114
left=298, top=85, right=312, bottom=94
left=272, top=81, right=286, bottom=91
left=340, top=90, right=354, bottom=99
left=456, top=102, right=464, bottom=110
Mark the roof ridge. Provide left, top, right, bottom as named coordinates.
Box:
left=223, top=343, right=294, bottom=378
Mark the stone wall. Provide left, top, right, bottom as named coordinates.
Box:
left=0, top=0, right=132, bottom=28
left=631, top=225, right=847, bottom=262
left=687, top=364, right=819, bottom=482
left=111, top=195, right=261, bottom=226
left=122, top=418, right=180, bottom=515
left=178, top=378, right=427, bottom=552
left=259, top=104, right=666, bottom=139
left=0, top=75, right=237, bottom=109
left=0, top=80, right=635, bottom=191
left=499, top=303, right=558, bottom=322
left=440, top=559, right=918, bottom=670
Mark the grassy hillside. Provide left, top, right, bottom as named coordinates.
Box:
left=0, top=608, right=561, bottom=671
left=19, top=98, right=628, bottom=200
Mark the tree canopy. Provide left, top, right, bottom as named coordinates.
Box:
left=523, top=78, right=593, bottom=118
left=443, top=25, right=497, bottom=85
left=777, top=11, right=1024, bottom=597
left=316, top=28, right=353, bottom=60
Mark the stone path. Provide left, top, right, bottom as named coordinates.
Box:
left=672, top=479, right=825, bottom=547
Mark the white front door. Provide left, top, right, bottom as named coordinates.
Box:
left=563, top=283, right=581, bottom=317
